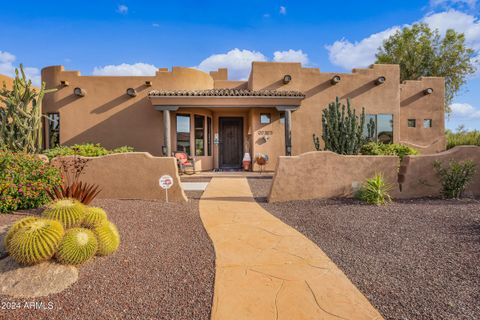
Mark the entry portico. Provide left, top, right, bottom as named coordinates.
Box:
left=149, top=89, right=304, bottom=169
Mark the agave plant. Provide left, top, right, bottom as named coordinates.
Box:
left=8, top=219, right=64, bottom=265
left=94, top=220, right=120, bottom=256
left=4, top=216, right=38, bottom=253
left=42, top=198, right=86, bottom=228
left=56, top=228, right=98, bottom=265
left=83, top=207, right=108, bottom=229
left=357, top=173, right=393, bottom=205
left=47, top=181, right=101, bottom=205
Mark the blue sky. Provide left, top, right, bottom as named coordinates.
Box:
left=1, top=0, right=479, bottom=130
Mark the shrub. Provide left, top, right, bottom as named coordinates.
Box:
left=0, top=150, right=62, bottom=213
left=357, top=173, right=393, bottom=205
left=361, top=142, right=418, bottom=159
left=94, top=220, right=120, bottom=256
left=42, top=198, right=86, bottom=228
left=446, top=129, right=480, bottom=149
left=433, top=160, right=476, bottom=199
left=44, top=143, right=134, bottom=160
left=56, top=228, right=98, bottom=265
left=8, top=219, right=64, bottom=265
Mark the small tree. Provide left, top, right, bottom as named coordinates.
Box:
left=375, top=23, right=476, bottom=112
left=0, top=64, right=55, bottom=153
left=313, top=97, right=367, bottom=154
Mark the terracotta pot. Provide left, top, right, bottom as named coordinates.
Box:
left=256, top=158, right=266, bottom=166
left=243, top=160, right=251, bottom=171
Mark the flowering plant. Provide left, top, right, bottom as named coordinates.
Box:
left=0, top=149, right=61, bottom=213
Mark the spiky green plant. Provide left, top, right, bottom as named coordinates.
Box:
left=8, top=219, right=64, bottom=265
left=56, top=228, right=98, bottom=265
left=4, top=216, right=38, bottom=253
left=83, top=207, right=108, bottom=229
left=93, top=221, right=120, bottom=256
left=42, top=199, right=86, bottom=228
left=357, top=173, right=393, bottom=205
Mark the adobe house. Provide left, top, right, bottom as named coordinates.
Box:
left=41, top=62, right=446, bottom=171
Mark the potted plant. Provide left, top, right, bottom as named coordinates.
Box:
left=242, top=153, right=251, bottom=171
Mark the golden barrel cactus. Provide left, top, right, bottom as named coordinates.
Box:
left=9, top=219, right=64, bottom=265
left=93, top=221, right=120, bottom=256
left=56, top=228, right=98, bottom=265
left=42, top=199, right=86, bottom=229
left=4, top=216, right=38, bottom=253
left=83, top=207, right=108, bottom=229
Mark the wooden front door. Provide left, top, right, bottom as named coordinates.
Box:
left=219, top=117, right=243, bottom=169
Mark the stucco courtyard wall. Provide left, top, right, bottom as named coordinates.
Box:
left=51, top=153, right=187, bottom=202
left=397, top=146, right=480, bottom=199
left=268, top=151, right=399, bottom=202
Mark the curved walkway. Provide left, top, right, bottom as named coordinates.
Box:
left=199, top=177, right=383, bottom=320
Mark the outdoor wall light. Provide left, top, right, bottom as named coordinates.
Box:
left=283, top=74, right=292, bottom=84
left=126, top=88, right=137, bottom=97
left=145, top=81, right=152, bottom=86
left=60, top=80, right=69, bottom=86
left=375, top=76, right=386, bottom=85
left=423, top=88, right=434, bottom=95
left=73, top=87, right=86, bottom=97
left=331, top=75, right=341, bottom=85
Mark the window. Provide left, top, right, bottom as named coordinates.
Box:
left=176, top=114, right=191, bottom=155
left=194, top=115, right=205, bottom=156
left=207, top=117, right=212, bottom=156
left=260, top=113, right=271, bottom=124
left=363, top=114, right=393, bottom=144
left=377, top=114, right=393, bottom=144
left=408, top=119, right=416, bottom=128
left=424, top=119, right=432, bottom=128
left=46, top=113, right=60, bottom=148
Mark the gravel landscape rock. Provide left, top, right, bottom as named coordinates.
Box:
left=248, top=177, right=480, bottom=320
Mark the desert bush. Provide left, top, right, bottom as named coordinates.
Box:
left=44, top=143, right=134, bottom=160
left=433, top=160, right=476, bottom=199
left=446, top=129, right=480, bottom=149
left=0, top=150, right=62, bottom=213
left=361, top=142, right=418, bottom=159
left=357, top=173, right=393, bottom=205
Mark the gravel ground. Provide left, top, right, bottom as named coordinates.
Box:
left=248, top=177, right=480, bottom=320
left=0, top=198, right=215, bottom=320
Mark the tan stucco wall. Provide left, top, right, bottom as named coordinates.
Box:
left=399, top=78, right=446, bottom=153
left=268, top=151, right=399, bottom=202
left=50, top=152, right=187, bottom=202
left=397, top=146, right=480, bottom=199
left=42, top=62, right=446, bottom=171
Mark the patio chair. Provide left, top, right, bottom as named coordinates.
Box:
left=173, top=151, right=196, bottom=175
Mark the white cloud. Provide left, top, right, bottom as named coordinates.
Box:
left=92, top=63, right=157, bottom=76
left=0, top=50, right=41, bottom=86
left=423, top=10, right=480, bottom=50
left=279, top=6, right=287, bottom=15
left=430, top=0, right=477, bottom=9
left=197, top=48, right=267, bottom=80
left=273, top=49, right=309, bottom=65
left=450, top=102, right=480, bottom=118
left=117, top=5, right=128, bottom=15
left=326, top=27, right=401, bottom=70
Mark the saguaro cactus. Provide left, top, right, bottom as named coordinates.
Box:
left=314, top=97, right=366, bottom=154
left=0, top=64, right=55, bottom=153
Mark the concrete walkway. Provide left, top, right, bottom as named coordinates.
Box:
left=199, top=177, right=383, bottom=320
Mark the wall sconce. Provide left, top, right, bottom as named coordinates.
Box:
left=423, top=88, right=434, bottom=95
left=145, top=81, right=152, bottom=86
left=375, top=76, right=386, bottom=85
left=283, top=74, right=292, bottom=84
left=126, top=88, right=137, bottom=97
left=60, top=80, right=69, bottom=86
left=73, top=87, right=86, bottom=97
left=331, top=75, right=341, bottom=85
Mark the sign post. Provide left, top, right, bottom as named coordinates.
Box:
left=159, top=175, right=174, bottom=202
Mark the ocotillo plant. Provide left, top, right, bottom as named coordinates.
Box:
left=314, top=97, right=366, bottom=154
left=0, top=64, right=55, bottom=153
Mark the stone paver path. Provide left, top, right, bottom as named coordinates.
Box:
left=199, top=177, right=383, bottom=320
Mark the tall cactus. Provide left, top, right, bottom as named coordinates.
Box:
left=0, top=64, right=55, bottom=153
left=315, top=97, right=366, bottom=155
